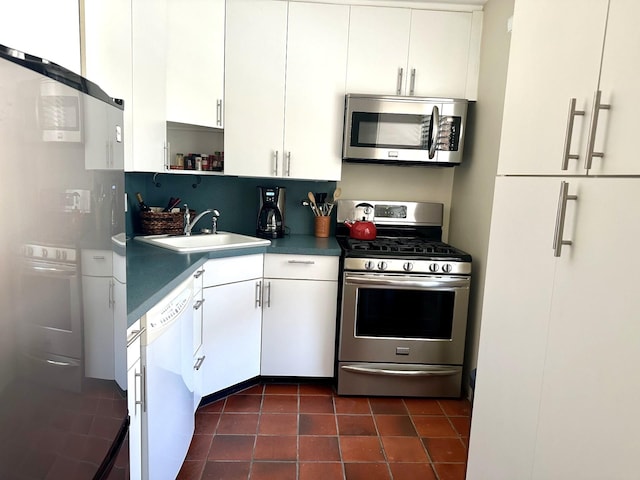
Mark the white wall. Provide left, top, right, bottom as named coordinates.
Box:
left=338, top=163, right=455, bottom=239
left=448, top=0, right=514, bottom=393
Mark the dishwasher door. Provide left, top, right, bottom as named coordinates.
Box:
left=141, top=277, right=195, bottom=480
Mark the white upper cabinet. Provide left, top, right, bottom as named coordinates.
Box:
left=166, top=0, right=225, bottom=129
left=496, top=0, right=640, bottom=176
left=346, top=6, right=481, bottom=99
left=0, top=0, right=80, bottom=74
left=224, top=0, right=348, bottom=181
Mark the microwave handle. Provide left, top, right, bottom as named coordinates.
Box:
left=429, top=105, right=440, bottom=159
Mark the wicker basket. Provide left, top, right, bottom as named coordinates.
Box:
left=140, top=207, right=195, bottom=235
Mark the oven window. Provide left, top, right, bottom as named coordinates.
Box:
left=355, top=288, right=454, bottom=339
left=350, top=112, right=431, bottom=150
left=21, top=274, right=73, bottom=332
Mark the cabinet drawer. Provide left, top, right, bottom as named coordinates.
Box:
left=81, top=249, right=113, bottom=277
left=264, top=254, right=338, bottom=280
left=203, top=254, right=264, bottom=287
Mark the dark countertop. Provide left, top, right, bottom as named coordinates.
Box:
left=126, top=234, right=341, bottom=326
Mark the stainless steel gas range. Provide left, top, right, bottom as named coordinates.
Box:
left=336, top=200, right=472, bottom=398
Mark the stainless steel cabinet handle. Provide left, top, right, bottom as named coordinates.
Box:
left=265, top=281, right=271, bottom=308
left=273, top=151, right=279, bottom=176
left=164, top=142, right=170, bottom=170
left=287, top=260, right=315, bottom=265
left=396, top=67, right=404, bottom=95
left=286, top=151, right=291, bottom=176
left=126, top=327, right=145, bottom=346
left=135, top=365, right=146, bottom=413
left=108, top=279, right=115, bottom=308
left=584, top=90, right=610, bottom=170
left=552, top=181, right=578, bottom=257
left=193, top=269, right=204, bottom=279
left=429, top=105, right=440, bottom=159
left=216, top=99, right=222, bottom=126
left=255, top=280, right=262, bottom=308
left=193, top=299, right=204, bottom=310
left=194, top=355, right=206, bottom=371
left=561, top=98, right=585, bottom=170
left=409, top=68, right=416, bottom=96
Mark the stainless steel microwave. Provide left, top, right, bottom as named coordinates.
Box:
left=342, top=94, right=469, bottom=166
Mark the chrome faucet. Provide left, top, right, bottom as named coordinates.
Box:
left=183, top=204, right=220, bottom=236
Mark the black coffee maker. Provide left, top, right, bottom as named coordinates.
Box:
left=256, top=186, right=285, bottom=239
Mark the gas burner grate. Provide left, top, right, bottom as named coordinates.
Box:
left=346, top=237, right=462, bottom=256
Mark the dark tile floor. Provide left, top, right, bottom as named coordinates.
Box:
left=178, top=383, right=471, bottom=480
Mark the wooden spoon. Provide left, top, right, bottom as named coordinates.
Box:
left=307, top=191, right=319, bottom=216
left=332, top=187, right=342, bottom=202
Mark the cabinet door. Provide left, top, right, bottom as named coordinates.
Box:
left=127, top=356, right=143, bottom=480
left=467, top=177, right=560, bottom=479
left=201, top=279, right=262, bottom=395
left=82, top=276, right=115, bottom=380
left=283, top=2, right=348, bottom=181
left=531, top=178, right=640, bottom=479
left=261, top=278, right=337, bottom=377
left=590, top=0, right=640, bottom=175
left=131, top=0, right=168, bottom=172
left=84, top=0, right=133, bottom=170
left=224, top=0, right=287, bottom=177
left=0, top=0, right=80, bottom=73
left=407, top=10, right=474, bottom=98
left=496, top=0, right=609, bottom=176
left=113, top=278, right=127, bottom=390
left=166, top=0, right=225, bottom=128
left=345, top=6, right=411, bottom=95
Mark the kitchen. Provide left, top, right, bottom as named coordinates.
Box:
left=1, top=0, right=639, bottom=479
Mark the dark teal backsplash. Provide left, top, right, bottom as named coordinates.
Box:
left=125, top=173, right=337, bottom=237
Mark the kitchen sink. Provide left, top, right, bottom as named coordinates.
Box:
left=134, top=232, right=271, bottom=253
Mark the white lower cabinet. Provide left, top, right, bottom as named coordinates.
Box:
left=192, top=266, right=205, bottom=411
left=200, top=255, right=263, bottom=396
left=126, top=320, right=144, bottom=480
left=261, top=254, right=338, bottom=377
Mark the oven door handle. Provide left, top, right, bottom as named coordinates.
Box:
left=345, top=275, right=469, bottom=289
left=24, top=265, right=77, bottom=276
left=341, top=364, right=460, bottom=377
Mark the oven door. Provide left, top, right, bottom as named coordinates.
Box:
left=18, top=258, right=83, bottom=358
left=339, top=272, right=470, bottom=365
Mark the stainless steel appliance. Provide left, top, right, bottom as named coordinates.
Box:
left=0, top=44, right=127, bottom=478
left=256, top=186, right=286, bottom=239
left=342, top=94, right=469, bottom=166
left=336, top=200, right=471, bottom=397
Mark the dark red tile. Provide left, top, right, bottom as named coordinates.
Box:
left=433, top=462, right=467, bottom=480
left=216, top=413, right=259, bottom=434
left=422, top=437, right=468, bottom=463
left=177, top=460, right=205, bottom=480
left=449, top=416, right=471, bottom=437
left=89, top=415, right=123, bottom=440
left=334, top=396, right=371, bottom=415
left=339, top=436, right=385, bottom=462
left=250, top=461, right=297, bottom=480
left=300, top=462, right=344, bottom=480
left=185, top=434, right=213, bottom=461
left=388, top=462, right=437, bottom=480
left=381, top=437, right=428, bottom=462
left=337, top=415, right=377, bottom=436
left=253, top=435, right=297, bottom=461
left=201, top=461, right=250, bottom=480
left=438, top=399, right=472, bottom=417
left=208, top=435, right=255, bottom=461
left=224, top=394, right=262, bottom=413
left=404, top=398, right=445, bottom=416
left=262, top=394, right=298, bottom=413
left=374, top=415, right=417, bottom=437
left=299, top=413, right=338, bottom=435
left=299, top=384, right=334, bottom=396
left=70, top=413, right=94, bottom=434
left=413, top=416, right=457, bottom=437
left=264, top=384, right=299, bottom=395
left=240, top=384, right=264, bottom=395
left=343, top=463, right=391, bottom=480
left=258, top=413, right=298, bottom=435
left=299, top=436, right=341, bottom=461
left=195, top=413, right=220, bottom=434
left=199, top=399, right=225, bottom=413
left=299, top=395, right=334, bottom=413
left=369, top=397, right=408, bottom=415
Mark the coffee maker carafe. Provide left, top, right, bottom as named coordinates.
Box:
left=256, top=186, right=285, bottom=239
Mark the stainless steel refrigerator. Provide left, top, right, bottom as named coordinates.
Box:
left=0, top=44, right=128, bottom=479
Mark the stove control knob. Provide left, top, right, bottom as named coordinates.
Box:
left=41, top=248, right=48, bottom=259
left=442, top=263, right=453, bottom=273
left=403, top=262, right=414, bottom=272
left=377, top=261, right=388, bottom=271
left=429, top=263, right=439, bottom=273
left=364, top=261, right=375, bottom=271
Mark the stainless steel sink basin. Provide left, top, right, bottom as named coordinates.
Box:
left=134, top=232, right=271, bottom=253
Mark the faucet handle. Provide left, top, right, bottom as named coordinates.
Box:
left=212, top=209, right=220, bottom=217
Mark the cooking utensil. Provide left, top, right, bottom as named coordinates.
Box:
left=307, top=192, right=319, bottom=216
left=332, top=187, right=342, bottom=202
